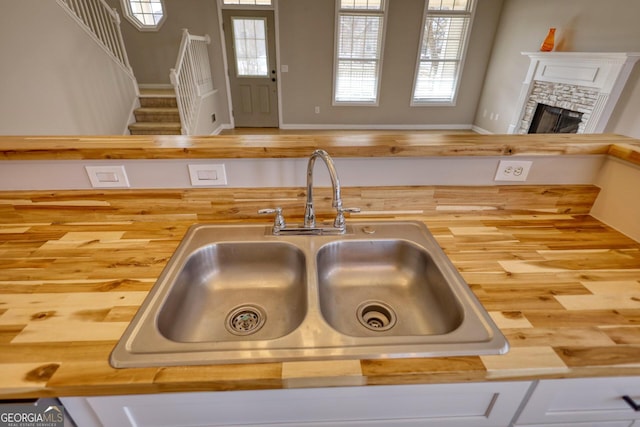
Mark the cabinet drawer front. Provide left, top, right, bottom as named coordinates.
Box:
left=516, top=377, right=640, bottom=425
left=64, top=382, right=532, bottom=427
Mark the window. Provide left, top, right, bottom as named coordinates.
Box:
left=222, top=0, right=272, bottom=5
left=333, top=0, right=387, bottom=104
left=412, top=0, right=475, bottom=105
left=121, top=0, right=165, bottom=31
left=231, top=17, right=269, bottom=77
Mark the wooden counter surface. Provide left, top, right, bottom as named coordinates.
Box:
left=0, top=185, right=639, bottom=399
left=1, top=134, right=639, bottom=166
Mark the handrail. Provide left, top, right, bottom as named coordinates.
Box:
left=56, top=0, right=134, bottom=77
left=170, top=29, right=213, bottom=135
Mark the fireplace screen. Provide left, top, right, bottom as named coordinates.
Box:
left=528, top=103, right=584, bottom=134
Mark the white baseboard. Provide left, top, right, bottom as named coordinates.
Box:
left=211, top=123, right=234, bottom=135
left=471, top=125, right=493, bottom=134
left=278, top=123, right=474, bottom=131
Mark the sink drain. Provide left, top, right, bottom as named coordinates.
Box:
left=357, top=301, right=397, bottom=332
left=225, top=305, right=266, bottom=336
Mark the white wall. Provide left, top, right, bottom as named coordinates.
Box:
left=0, top=1, right=138, bottom=135
left=106, top=0, right=231, bottom=127
left=0, top=156, right=604, bottom=191
left=591, top=156, right=640, bottom=242
left=193, top=91, right=220, bottom=135
left=475, top=0, right=640, bottom=138
left=606, top=65, right=640, bottom=138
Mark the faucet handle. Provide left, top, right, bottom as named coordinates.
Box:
left=258, top=207, right=286, bottom=230
left=339, top=207, right=361, bottom=214
left=334, top=206, right=360, bottom=230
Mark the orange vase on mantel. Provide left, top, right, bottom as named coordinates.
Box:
left=540, top=28, right=556, bottom=52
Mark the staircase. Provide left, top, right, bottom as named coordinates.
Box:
left=128, top=88, right=182, bottom=135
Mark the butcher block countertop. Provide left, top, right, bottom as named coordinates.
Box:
left=1, top=133, right=639, bottom=166
left=0, top=184, right=639, bottom=399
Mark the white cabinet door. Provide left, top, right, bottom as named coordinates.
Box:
left=62, top=381, right=531, bottom=427
left=515, top=377, right=640, bottom=425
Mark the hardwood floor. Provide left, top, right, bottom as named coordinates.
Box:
left=219, top=127, right=478, bottom=135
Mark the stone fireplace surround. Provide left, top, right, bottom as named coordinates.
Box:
left=509, top=52, right=640, bottom=134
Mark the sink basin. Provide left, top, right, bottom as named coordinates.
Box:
left=157, top=242, right=307, bottom=342
left=317, top=240, right=463, bottom=337
left=111, top=221, right=508, bottom=367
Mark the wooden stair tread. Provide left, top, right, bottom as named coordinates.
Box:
left=139, top=88, right=175, bottom=98
left=128, top=122, right=181, bottom=129
left=131, top=87, right=181, bottom=135
left=135, top=107, right=179, bottom=113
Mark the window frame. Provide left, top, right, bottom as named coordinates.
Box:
left=332, top=0, right=388, bottom=106
left=410, top=0, right=476, bottom=106
left=120, top=0, right=166, bottom=32
left=220, top=0, right=274, bottom=10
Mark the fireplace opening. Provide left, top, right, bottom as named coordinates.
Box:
left=528, top=103, right=584, bottom=134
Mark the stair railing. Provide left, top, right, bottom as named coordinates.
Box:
left=56, top=0, right=134, bottom=78
left=170, top=29, right=213, bottom=135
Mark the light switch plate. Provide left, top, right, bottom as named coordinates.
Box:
left=85, top=165, right=130, bottom=188
left=188, top=164, right=227, bottom=186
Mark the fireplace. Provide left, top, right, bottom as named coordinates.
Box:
left=528, top=103, right=583, bottom=134
left=509, top=52, right=640, bottom=134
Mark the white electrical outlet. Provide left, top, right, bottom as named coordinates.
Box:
left=494, top=160, right=533, bottom=182
left=85, top=165, right=130, bottom=188
left=188, top=164, right=227, bottom=186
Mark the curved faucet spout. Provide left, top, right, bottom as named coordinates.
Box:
left=304, top=149, right=343, bottom=228
left=258, top=149, right=358, bottom=234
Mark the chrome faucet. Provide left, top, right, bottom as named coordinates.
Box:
left=259, top=149, right=359, bottom=234
left=304, top=149, right=342, bottom=228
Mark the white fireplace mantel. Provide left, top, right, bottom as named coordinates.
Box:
left=508, top=52, right=640, bottom=134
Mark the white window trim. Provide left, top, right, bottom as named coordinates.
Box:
left=332, top=0, right=388, bottom=107
left=120, top=0, right=166, bottom=32
left=221, top=0, right=274, bottom=10
left=410, top=0, right=476, bottom=107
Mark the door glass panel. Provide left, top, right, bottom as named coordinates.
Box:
left=232, top=17, right=269, bottom=77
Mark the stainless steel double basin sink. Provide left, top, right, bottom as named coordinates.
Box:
left=110, top=221, right=508, bottom=367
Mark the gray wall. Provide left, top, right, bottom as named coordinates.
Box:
left=278, top=0, right=504, bottom=127
left=0, top=1, right=138, bottom=135
left=475, top=0, right=640, bottom=137
left=107, top=0, right=231, bottom=125
left=113, top=0, right=502, bottom=129
left=4, top=1, right=637, bottom=136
